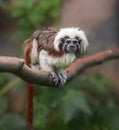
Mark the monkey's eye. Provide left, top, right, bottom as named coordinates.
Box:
left=75, top=36, right=82, bottom=44
left=61, top=36, right=69, bottom=44
left=66, top=39, right=71, bottom=44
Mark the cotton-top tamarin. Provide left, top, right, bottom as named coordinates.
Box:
left=23, top=27, right=89, bottom=86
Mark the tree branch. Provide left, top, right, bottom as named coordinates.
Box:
left=0, top=49, right=119, bottom=87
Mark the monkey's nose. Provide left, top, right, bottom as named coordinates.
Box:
left=68, top=45, right=77, bottom=52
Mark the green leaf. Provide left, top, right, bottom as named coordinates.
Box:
left=0, top=114, right=26, bottom=130
left=34, top=97, right=50, bottom=128
left=10, top=7, right=24, bottom=17
left=0, top=97, right=7, bottom=115
left=104, top=109, right=119, bottom=130
left=0, top=74, right=6, bottom=86
left=50, top=9, right=60, bottom=18
left=35, top=106, right=49, bottom=128
left=61, top=89, right=92, bottom=123
left=0, top=97, right=7, bottom=114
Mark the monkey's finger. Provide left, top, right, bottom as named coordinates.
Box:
left=50, top=72, right=59, bottom=86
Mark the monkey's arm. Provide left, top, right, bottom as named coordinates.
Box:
left=39, top=50, right=67, bottom=86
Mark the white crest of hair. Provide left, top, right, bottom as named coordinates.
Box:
left=54, top=27, right=89, bottom=52
left=39, top=50, right=76, bottom=71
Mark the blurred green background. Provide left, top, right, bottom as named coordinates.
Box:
left=0, top=0, right=119, bottom=130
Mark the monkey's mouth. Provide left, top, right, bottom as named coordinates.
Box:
left=67, top=44, right=77, bottom=53
left=63, top=43, right=80, bottom=53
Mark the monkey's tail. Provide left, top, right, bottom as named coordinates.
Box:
left=26, top=82, right=34, bottom=130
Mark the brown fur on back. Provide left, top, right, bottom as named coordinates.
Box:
left=32, top=27, right=64, bottom=57
left=23, top=27, right=65, bottom=67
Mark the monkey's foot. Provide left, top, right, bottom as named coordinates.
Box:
left=50, top=71, right=67, bottom=87
left=31, top=64, right=40, bottom=70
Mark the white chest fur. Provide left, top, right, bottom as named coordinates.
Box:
left=39, top=50, right=76, bottom=71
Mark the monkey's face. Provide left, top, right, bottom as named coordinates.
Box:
left=54, top=28, right=89, bottom=55
left=60, top=36, right=82, bottom=54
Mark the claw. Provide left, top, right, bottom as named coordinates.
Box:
left=50, top=71, right=67, bottom=87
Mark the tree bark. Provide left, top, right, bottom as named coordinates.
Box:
left=0, top=49, right=119, bottom=87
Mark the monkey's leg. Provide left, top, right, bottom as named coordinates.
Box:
left=50, top=70, right=67, bottom=86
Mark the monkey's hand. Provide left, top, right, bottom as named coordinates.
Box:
left=50, top=71, right=67, bottom=87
